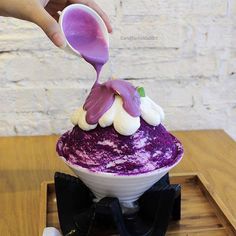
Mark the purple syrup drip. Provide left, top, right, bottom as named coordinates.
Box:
left=62, top=8, right=109, bottom=78
left=62, top=7, right=141, bottom=124
left=83, top=80, right=141, bottom=124
left=56, top=119, right=184, bottom=175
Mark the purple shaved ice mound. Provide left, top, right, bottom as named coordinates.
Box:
left=56, top=119, right=183, bottom=175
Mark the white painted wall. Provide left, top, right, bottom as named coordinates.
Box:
left=0, top=0, right=235, bottom=139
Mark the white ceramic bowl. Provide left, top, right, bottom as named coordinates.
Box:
left=59, top=153, right=183, bottom=207
left=58, top=4, right=109, bottom=57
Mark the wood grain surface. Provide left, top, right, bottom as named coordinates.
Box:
left=0, top=130, right=236, bottom=235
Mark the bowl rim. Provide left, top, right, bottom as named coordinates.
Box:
left=59, top=151, right=184, bottom=179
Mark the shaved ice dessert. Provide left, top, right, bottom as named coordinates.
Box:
left=56, top=80, right=183, bottom=175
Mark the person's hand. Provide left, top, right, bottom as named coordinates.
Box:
left=0, top=0, right=112, bottom=48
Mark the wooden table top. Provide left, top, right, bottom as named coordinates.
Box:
left=0, top=130, right=236, bottom=236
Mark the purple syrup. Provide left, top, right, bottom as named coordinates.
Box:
left=62, top=6, right=141, bottom=125
left=83, top=80, right=141, bottom=124
left=62, top=7, right=109, bottom=78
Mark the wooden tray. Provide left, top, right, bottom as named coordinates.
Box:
left=39, top=173, right=236, bottom=236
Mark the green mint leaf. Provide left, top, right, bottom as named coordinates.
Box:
left=137, top=87, right=145, bottom=97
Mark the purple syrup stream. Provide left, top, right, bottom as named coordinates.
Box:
left=62, top=7, right=141, bottom=124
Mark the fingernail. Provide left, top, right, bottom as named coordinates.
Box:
left=52, top=32, right=67, bottom=48
left=109, top=27, right=113, bottom=34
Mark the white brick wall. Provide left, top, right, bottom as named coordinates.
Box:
left=0, top=0, right=236, bottom=140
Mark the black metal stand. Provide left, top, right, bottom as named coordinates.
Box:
left=55, top=172, right=181, bottom=236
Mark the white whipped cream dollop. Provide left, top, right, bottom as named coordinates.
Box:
left=140, top=96, right=165, bottom=126
left=71, top=95, right=164, bottom=136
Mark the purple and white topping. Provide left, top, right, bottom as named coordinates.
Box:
left=71, top=80, right=165, bottom=136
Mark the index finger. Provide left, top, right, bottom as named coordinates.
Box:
left=70, top=0, right=112, bottom=33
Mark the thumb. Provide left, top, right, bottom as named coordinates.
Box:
left=32, top=7, right=66, bottom=48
